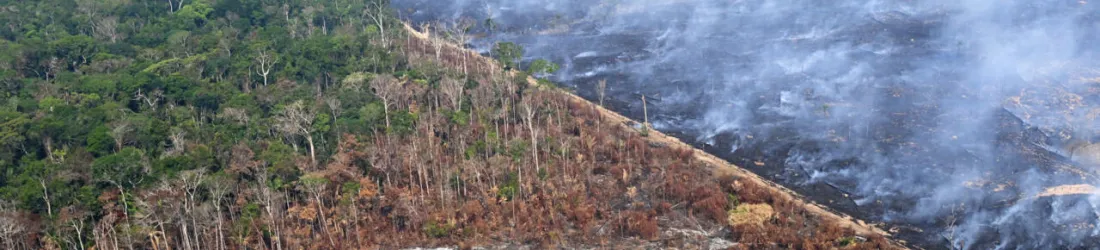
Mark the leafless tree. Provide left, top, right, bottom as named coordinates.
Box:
left=522, top=101, right=540, bottom=190
left=94, top=16, right=123, bottom=43
left=109, top=120, right=132, bottom=152
left=179, top=169, right=206, bottom=250
left=77, top=1, right=102, bottom=28
left=167, top=30, right=192, bottom=56
left=302, top=6, right=319, bottom=37
left=46, top=57, right=60, bottom=81
left=363, top=0, right=390, bottom=47
left=0, top=203, right=25, bottom=250
left=217, top=37, right=234, bottom=57
left=443, top=17, right=477, bottom=76
left=597, top=79, right=608, bottom=107
left=65, top=208, right=88, bottom=250
left=424, top=22, right=448, bottom=61
left=134, top=89, right=163, bottom=111
left=441, top=76, right=464, bottom=111
left=942, top=203, right=966, bottom=250
left=641, top=94, right=650, bottom=131
left=218, top=107, right=250, bottom=126
left=203, top=174, right=233, bottom=250
left=326, top=97, right=342, bottom=130
left=275, top=100, right=318, bottom=165
left=366, top=134, right=395, bottom=187
left=298, top=174, right=336, bottom=247
left=165, top=0, right=185, bottom=13
left=254, top=50, right=277, bottom=86
left=370, top=75, right=401, bottom=129
left=38, top=174, right=53, bottom=217
left=254, top=167, right=285, bottom=250
left=444, top=17, right=476, bottom=47
left=165, top=128, right=186, bottom=156
left=470, top=84, right=495, bottom=120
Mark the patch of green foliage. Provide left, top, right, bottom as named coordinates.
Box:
left=728, top=193, right=741, bottom=207
left=497, top=172, right=520, bottom=201
left=492, top=42, right=525, bottom=70
left=423, top=221, right=455, bottom=238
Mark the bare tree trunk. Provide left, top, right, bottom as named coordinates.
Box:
left=306, top=135, right=317, bottom=165
left=214, top=204, right=224, bottom=250
left=352, top=197, right=362, bottom=247
left=524, top=103, right=540, bottom=176
left=111, top=226, right=121, bottom=250
left=40, top=180, right=52, bottom=217
left=72, top=221, right=86, bottom=250
left=383, top=100, right=391, bottom=129
left=180, top=220, right=193, bottom=250
left=641, top=95, right=650, bottom=130
left=257, top=172, right=284, bottom=250
left=44, top=137, right=55, bottom=163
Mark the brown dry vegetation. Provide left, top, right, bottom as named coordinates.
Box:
left=0, top=1, right=910, bottom=249
left=241, top=23, right=900, bottom=249
left=1, top=21, right=902, bottom=250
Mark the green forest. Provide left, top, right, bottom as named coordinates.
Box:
left=0, top=0, right=893, bottom=249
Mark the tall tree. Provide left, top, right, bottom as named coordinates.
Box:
left=363, top=0, right=391, bottom=47
left=596, top=79, right=608, bottom=107
left=275, top=100, right=318, bottom=166
left=93, top=17, right=123, bottom=43
left=527, top=59, right=559, bottom=79
left=440, top=76, right=463, bottom=111
left=492, top=42, right=524, bottom=70
left=369, top=75, right=400, bottom=130
left=203, top=173, right=233, bottom=250
left=253, top=49, right=278, bottom=87
left=522, top=101, right=540, bottom=178
left=443, top=17, right=476, bottom=76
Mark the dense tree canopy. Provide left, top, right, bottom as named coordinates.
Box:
left=0, top=0, right=407, bottom=248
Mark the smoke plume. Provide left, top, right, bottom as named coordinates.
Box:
left=395, top=0, right=1100, bottom=248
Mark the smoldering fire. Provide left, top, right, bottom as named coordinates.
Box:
left=397, top=0, right=1100, bottom=249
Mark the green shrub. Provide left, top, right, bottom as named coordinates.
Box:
left=728, top=193, right=741, bottom=207
left=445, top=109, right=469, bottom=126
left=423, top=221, right=454, bottom=238
left=497, top=172, right=520, bottom=201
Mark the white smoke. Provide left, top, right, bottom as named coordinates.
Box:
left=395, top=0, right=1100, bottom=248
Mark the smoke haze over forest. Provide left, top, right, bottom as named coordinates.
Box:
left=396, top=0, right=1100, bottom=248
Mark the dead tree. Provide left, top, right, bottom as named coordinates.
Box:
left=275, top=100, right=318, bottom=166
left=363, top=0, right=390, bottom=47
left=441, top=76, right=464, bottom=111
left=370, top=75, right=401, bottom=130
left=0, top=205, right=25, bottom=250
left=108, top=120, right=132, bottom=152
left=522, top=101, right=540, bottom=190
left=641, top=94, right=650, bottom=131
left=203, top=174, right=233, bottom=250
left=254, top=167, right=285, bottom=250
left=134, top=89, right=163, bottom=112
left=94, top=16, right=123, bottom=43
left=179, top=169, right=206, bottom=250
left=326, top=97, right=342, bottom=131
left=298, top=175, right=336, bottom=247
left=253, top=50, right=277, bottom=86
left=444, top=17, right=476, bottom=76
left=166, top=129, right=186, bottom=156
left=597, top=79, right=607, bottom=107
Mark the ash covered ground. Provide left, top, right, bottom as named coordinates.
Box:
left=394, top=0, right=1100, bottom=249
